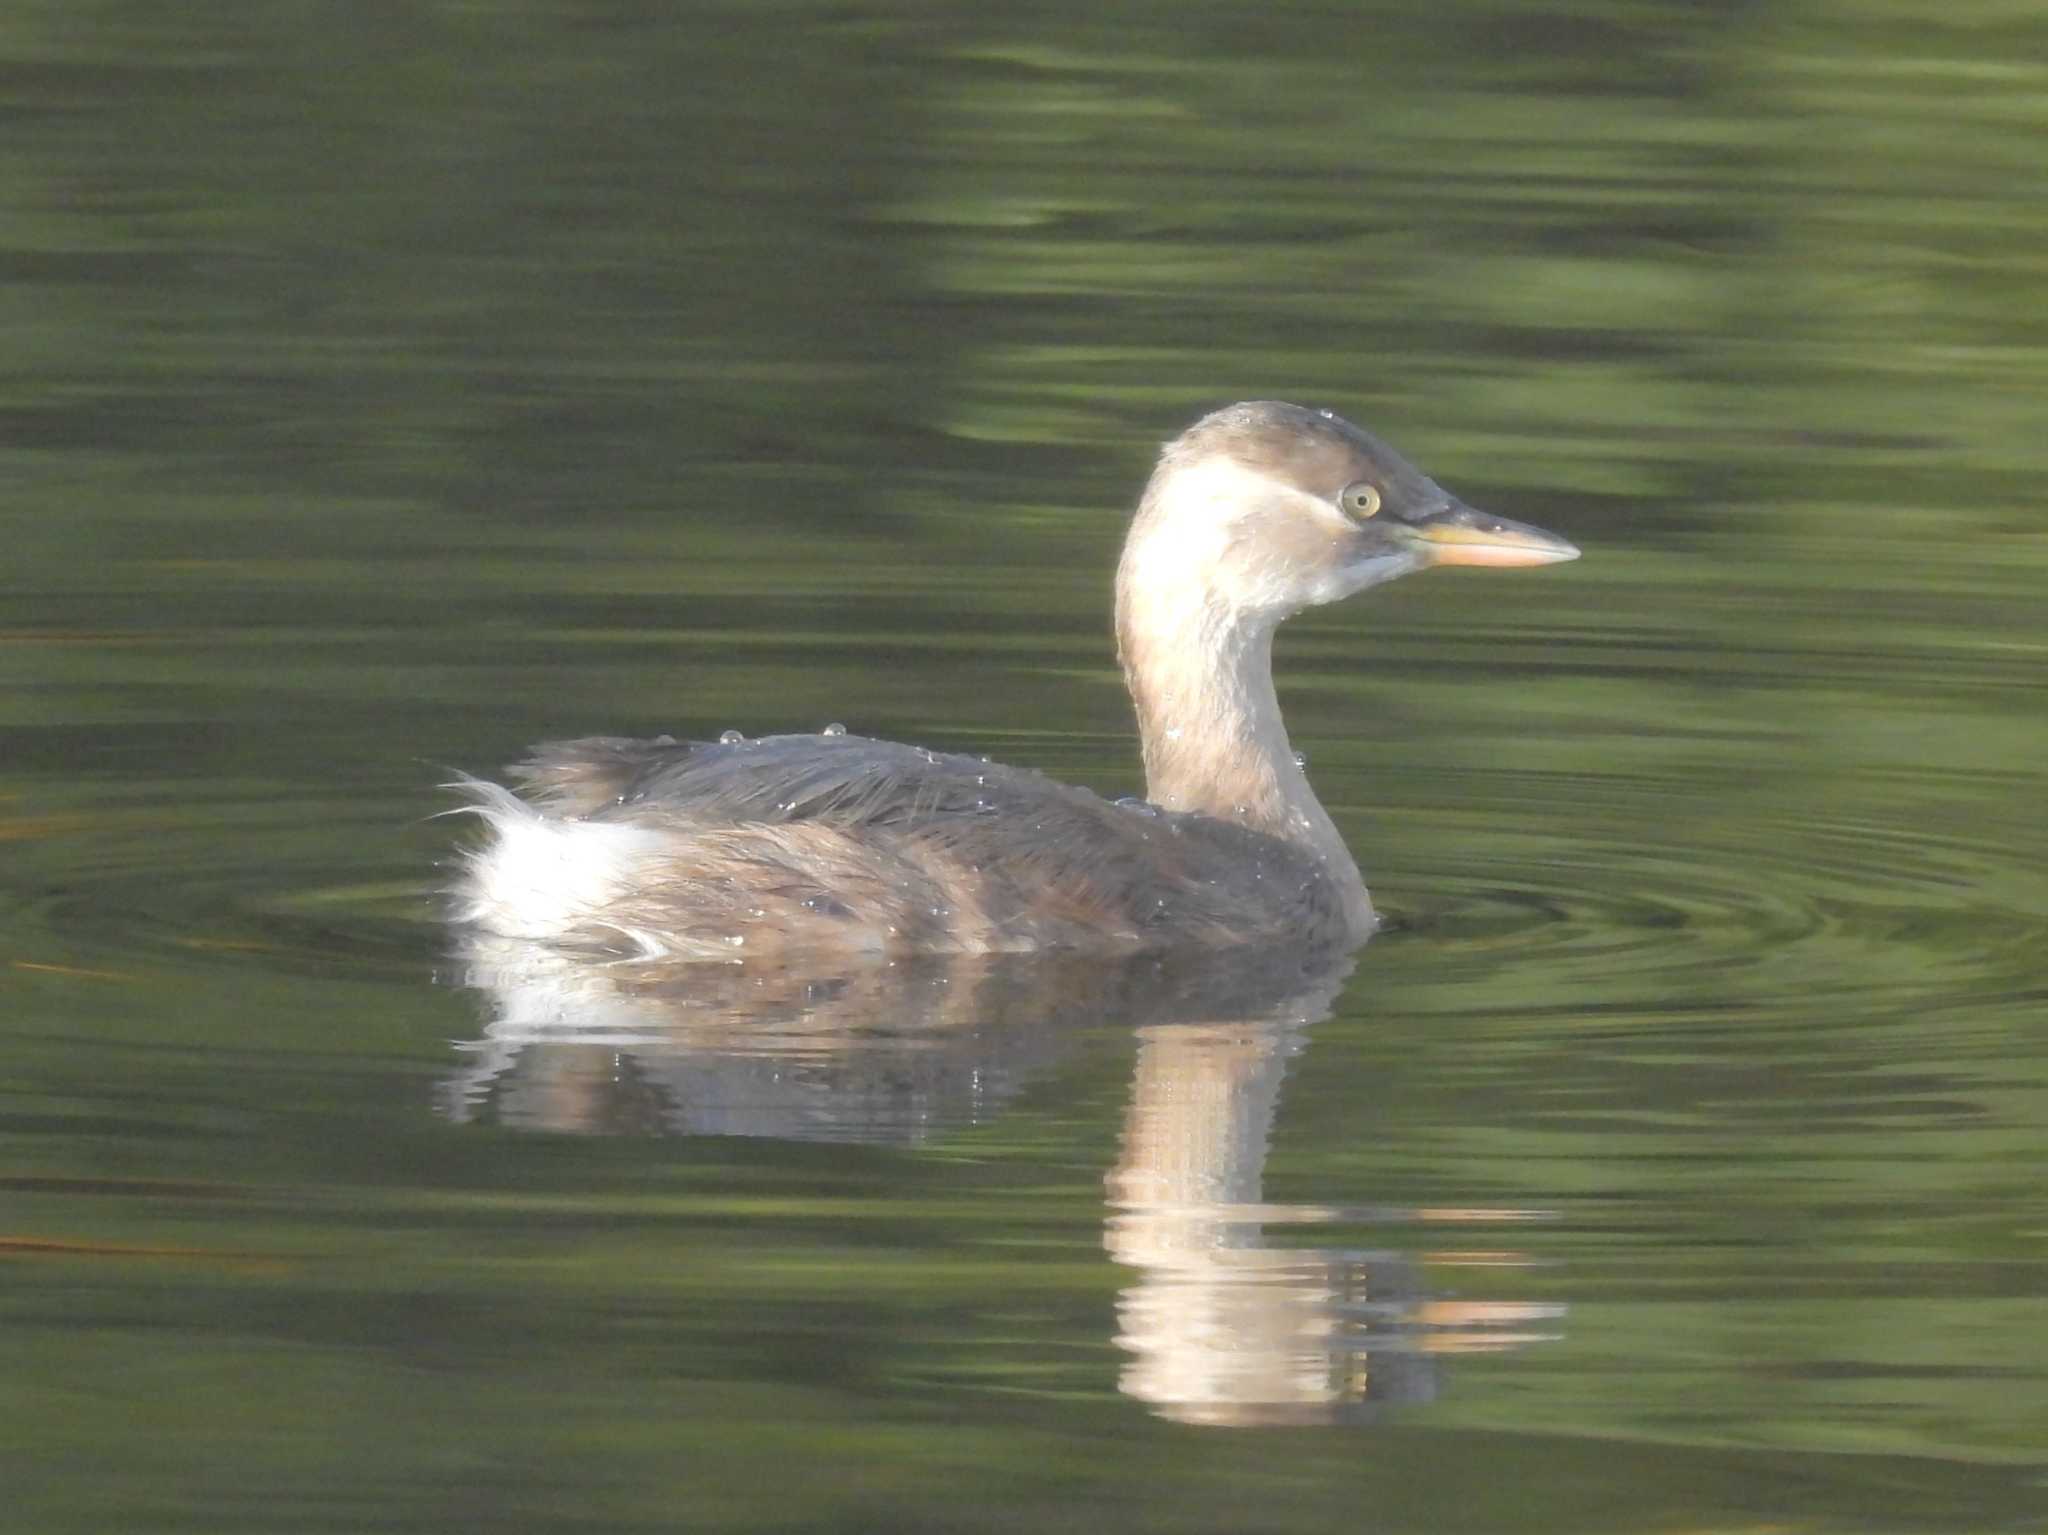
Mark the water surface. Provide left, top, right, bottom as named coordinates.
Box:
left=4, top=2, right=2046, bottom=1530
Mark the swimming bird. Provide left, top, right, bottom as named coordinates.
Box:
left=451, top=401, right=1577, bottom=959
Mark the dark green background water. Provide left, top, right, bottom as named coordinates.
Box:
left=5, top=1, right=2046, bottom=1529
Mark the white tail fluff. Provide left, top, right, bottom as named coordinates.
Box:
left=444, top=775, right=669, bottom=952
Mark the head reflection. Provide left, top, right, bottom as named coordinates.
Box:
left=445, top=935, right=1561, bottom=1424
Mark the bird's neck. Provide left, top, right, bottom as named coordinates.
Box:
left=1117, top=586, right=1372, bottom=933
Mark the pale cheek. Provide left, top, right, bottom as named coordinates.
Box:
left=1233, top=564, right=1316, bottom=617
left=1237, top=538, right=1412, bottom=612
left=1226, top=518, right=1354, bottom=614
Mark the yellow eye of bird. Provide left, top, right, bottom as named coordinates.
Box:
left=1343, top=483, right=1381, bottom=519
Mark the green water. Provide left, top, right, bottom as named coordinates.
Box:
left=5, top=1, right=2046, bottom=1529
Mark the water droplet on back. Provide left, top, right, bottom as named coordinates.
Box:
left=821, top=722, right=847, bottom=737
left=718, top=729, right=746, bottom=745
left=1292, top=750, right=1308, bottom=768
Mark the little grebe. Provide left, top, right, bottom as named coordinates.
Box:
left=452, top=401, right=1577, bottom=958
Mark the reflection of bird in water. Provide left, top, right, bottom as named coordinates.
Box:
left=442, top=936, right=1355, bottom=1143
left=1106, top=1020, right=1565, bottom=1427
left=446, top=935, right=1566, bottom=1425
left=450, top=402, right=1577, bottom=960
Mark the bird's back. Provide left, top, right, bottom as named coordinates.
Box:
left=453, top=732, right=1351, bottom=959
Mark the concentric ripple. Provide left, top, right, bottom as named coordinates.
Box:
left=2, top=785, right=442, bottom=985
left=1370, top=762, right=2048, bottom=1025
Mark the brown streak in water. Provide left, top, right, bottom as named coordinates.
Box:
left=0, top=1235, right=292, bottom=1274
left=0, top=817, right=95, bottom=842
left=0, top=1176, right=246, bottom=1198
left=0, top=630, right=174, bottom=645
left=13, top=960, right=143, bottom=982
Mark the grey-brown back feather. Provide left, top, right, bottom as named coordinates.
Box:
left=485, top=732, right=1347, bottom=954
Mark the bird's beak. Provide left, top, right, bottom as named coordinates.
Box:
left=1407, top=502, right=1581, bottom=569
